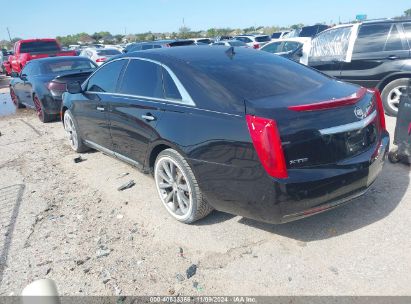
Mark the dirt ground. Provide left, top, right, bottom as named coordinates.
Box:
left=0, top=82, right=410, bottom=296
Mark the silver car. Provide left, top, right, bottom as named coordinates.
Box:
left=79, top=48, right=122, bottom=65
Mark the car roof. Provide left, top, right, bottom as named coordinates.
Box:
left=362, top=18, right=411, bottom=24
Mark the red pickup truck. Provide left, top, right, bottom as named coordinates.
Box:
left=3, top=38, right=76, bottom=75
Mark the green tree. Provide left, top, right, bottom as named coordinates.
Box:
left=290, top=23, right=304, bottom=30
left=405, top=8, right=411, bottom=17
left=178, top=26, right=191, bottom=39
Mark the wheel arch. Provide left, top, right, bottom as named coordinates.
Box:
left=377, top=73, right=411, bottom=91
left=146, top=140, right=188, bottom=173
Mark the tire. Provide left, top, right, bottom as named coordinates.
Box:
left=154, top=148, right=213, bottom=223
left=381, top=78, right=409, bottom=117
left=33, top=95, right=54, bottom=123
left=388, top=148, right=401, bottom=164
left=10, top=87, right=24, bottom=108
left=63, top=110, right=89, bottom=153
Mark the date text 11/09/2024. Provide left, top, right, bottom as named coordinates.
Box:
left=149, top=296, right=257, bottom=303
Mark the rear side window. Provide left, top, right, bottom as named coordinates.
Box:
left=87, top=59, right=125, bottom=93
left=118, top=59, right=164, bottom=98
left=384, top=25, right=405, bottom=51
left=402, top=23, right=411, bottom=47
left=353, top=24, right=391, bottom=53
left=162, top=68, right=182, bottom=100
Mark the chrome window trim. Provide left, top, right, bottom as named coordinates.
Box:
left=84, top=56, right=195, bottom=106
left=319, top=110, right=377, bottom=135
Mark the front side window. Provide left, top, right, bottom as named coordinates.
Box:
left=86, top=59, right=126, bottom=93
left=309, top=26, right=352, bottom=61
left=283, top=41, right=302, bottom=52
left=403, top=23, right=411, bottom=47
left=353, top=23, right=391, bottom=53
left=118, top=59, right=163, bottom=98
left=262, top=42, right=283, bottom=53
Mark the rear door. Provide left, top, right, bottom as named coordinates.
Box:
left=109, top=58, right=166, bottom=166
left=73, top=59, right=127, bottom=150
left=340, top=23, right=410, bottom=88
left=402, top=22, right=411, bottom=57
left=308, top=26, right=354, bottom=77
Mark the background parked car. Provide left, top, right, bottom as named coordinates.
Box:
left=211, top=39, right=249, bottom=48
left=261, top=38, right=310, bottom=62
left=284, top=24, right=329, bottom=39
left=62, top=47, right=388, bottom=225
left=10, top=56, right=96, bottom=122
left=80, top=48, right=122, bottom=65
left=124, top=40, right=196, bottom=53
left=271, top=31, right=290, bottom=39
left=190, top=38, right=214, bottom=45
left=234, top=34, right=271, bottom=49
left=307, top=19, right=411, bottom=116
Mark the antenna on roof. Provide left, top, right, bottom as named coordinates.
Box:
left=225, top=46, right=235, bottom=59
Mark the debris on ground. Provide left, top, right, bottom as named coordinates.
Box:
left=117, top=180, right=135, bottom=191
left=186, top=264, right=197, bottom=279
left=116, top=172, right=129, bottom=179
left=193, top=281, right=203, bottom=291
left=116, top=214, right=124, bottom=219
left=176, top=273, right=185, bottom=282
left=73, top=156, right=85, bottom=163
left=96, top=248, right=111, bottom=258
left=179, top=247, right=184, bottom=258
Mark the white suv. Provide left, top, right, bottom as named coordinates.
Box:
left=233, top=35, right=271, bottom=49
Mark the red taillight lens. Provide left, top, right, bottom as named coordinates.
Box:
left=246, top=115, right=288, bottom=179
left=96, top=57, right=107, bottom=62
left=369, top=88, right=386, bottom=131
left=288, top=87, right=368, bottom=112
left=253, top=43, right=260, bottom=49
left=47, top=81, right=67, bottom=93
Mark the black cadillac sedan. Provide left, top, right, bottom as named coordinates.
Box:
left=10, top=56, right=97, bottom=122
left=62, top=47, right=389, bottom=224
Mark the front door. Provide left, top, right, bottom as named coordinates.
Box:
left=72, top=59, right=127, bottom=150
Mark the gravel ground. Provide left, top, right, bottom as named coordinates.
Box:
left=0, top=84, right=410, bottom=296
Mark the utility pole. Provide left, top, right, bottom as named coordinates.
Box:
left=6, top=27, right=12, bottom=42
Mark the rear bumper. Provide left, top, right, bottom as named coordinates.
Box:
left=190, top=131, right=390, bottom=224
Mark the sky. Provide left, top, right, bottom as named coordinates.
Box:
left=0, top=0, right=410, bottom=40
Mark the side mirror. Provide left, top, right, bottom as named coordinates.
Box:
left=67, top=81, right=83, bottom=94
left=20, top=73, right=28, bottom=81
left=11, top=71, right=19, bottom=78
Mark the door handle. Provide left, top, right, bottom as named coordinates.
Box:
left=141, top=114, right=156, bottom=121
left=387, top=55, right=398, bottom=60
left=96, top=106, right=105, bottom=111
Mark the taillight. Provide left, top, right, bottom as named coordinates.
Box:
left=96, top=57, right=107, bottom=62
left=47, top=81, right=67, bottom=95
left=253, top=43, right=260, bottom=49
left=369, top=88, right=386, bottom=131
left=288, top=87, right=368, bottom=112
left=246, top=115, right=288, bottom=179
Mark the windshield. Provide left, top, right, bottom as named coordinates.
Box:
left=255, top=36, right=271, bottom=42
left=41, top=59, right=96, bottom=74
left=20, top=41, right=60, bottom=54
left=97, top=49, right=121, bottom=56
left=271, top=33, right=282, bottom=39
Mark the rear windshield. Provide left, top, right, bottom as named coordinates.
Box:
left=255, top=36, right=270, bottom=42
left=190, top=51, right=331, bottom=100
left=228, top=40, right=246, bottom=46
left=41, top=59, right=96, bottom=74
left=300, top=25, right=328, bottom=37
left=20, top=41, right=60, bottom=54
left=97, top=49, right=121, bottom=56
left=271, top=33, right=282, bottom=39
left=197, top=39, right=212, bottom=44
left=169, top=40, right=195, bottom=47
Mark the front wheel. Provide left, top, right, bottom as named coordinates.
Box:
left=63, top=110, right=89, bottom=153
left=154, top=149, right=213, bottom=223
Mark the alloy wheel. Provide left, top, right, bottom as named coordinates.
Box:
left=387, top=85, right=406, bottom=113
left=155, top=157, right=192, bottom=219
left=63, top=112, right=78, bottom=150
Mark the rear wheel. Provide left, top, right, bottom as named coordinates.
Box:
left=10, top=88, right=24, bottom=108
left=388, top=148, right=400, bottom=164
left=381, top=78, right=409, bottom=117
left=154, top=149, right=213, bottom=223
left=33, top=95, right=54, bottom=123
left=63, top=110, right=89, bottom=153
